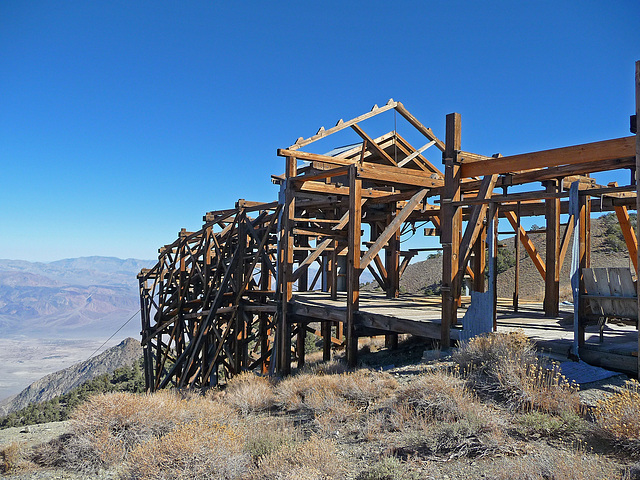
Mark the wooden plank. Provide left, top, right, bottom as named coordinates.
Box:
left=614, top=205, right=638, bottom=273
left=360, top=189, right=428, bottom=269
left=636, top=59, right=640, bottom=378
left=583, top=268, right=602, bottom=315
left=288, top=101, right=397, bottom=150
left=357, top=163, right=444, bottom=188
left=394, top=102, right=446, bottom=151
left=291, top=165, right=351, bottom=184
left=461, top=136, right=636, bottom=178
left=351, top=123, right=397, bottom=166
left=544, top=180, right=560, bottom=317
left=558, top=214, right=575, bottom=270
left=346, top=165, right=362, bottom=368
left=504, top=210, right=546, bottom=280
left=441, top=112, right=462, bottom=348
left=458, top=174, right=499, bottom=282
left=594, top=268, right=614, bottom=315
left=397, top=140, right=436, bottom=167
left=279, top=148, right=445, bottom=186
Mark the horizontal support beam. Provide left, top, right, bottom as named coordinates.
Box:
left=460, top=136, right=636, bottom=178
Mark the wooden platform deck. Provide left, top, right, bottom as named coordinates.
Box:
left=290, top=292, right=639, bottom=375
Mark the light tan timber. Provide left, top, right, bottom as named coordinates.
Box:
left=504, top=210, right=546, bottom=280
left=288, top=100, right=397, bottom=150
left=457, top=174, right=499, bottom=283
left=360, top=189, right=428, bottom=270
left=615, top=205, right=638, bottom=273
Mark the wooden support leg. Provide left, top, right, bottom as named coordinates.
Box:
left=441, top=113, right=462, bottom=348
left=278, top=156, right=296, bottom=375
left=386, top=207, right=400, bottom=298
left=513, top=202, right=521, bottom=312
left=544, top=180, right=560, bottom=317
left=472, top=227, right=486, bottom=293
left=346, top=165, right=362, bottom=368
left=635, top=60, right=640, bottom=378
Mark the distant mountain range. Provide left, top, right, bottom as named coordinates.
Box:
left=0, top=256, right=154, bottom=338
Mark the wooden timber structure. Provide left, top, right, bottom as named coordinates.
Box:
left=138, top=61, right=640, bottom=391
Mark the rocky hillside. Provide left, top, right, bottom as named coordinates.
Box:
left=0, top=256, right=153, bottom=337
left=0, top=337, right=142, bottom=416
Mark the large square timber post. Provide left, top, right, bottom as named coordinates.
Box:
left=441, top=113, right=462, bottom=348
left=346, top=164, right=362, bottom=368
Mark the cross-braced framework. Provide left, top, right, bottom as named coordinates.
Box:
left=140, top=61, right=640, bottom=389
left=138, top=201, right=282, bottom=391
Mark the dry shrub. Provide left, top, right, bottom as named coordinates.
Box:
left=275, top=370, right=397, bottom=412
left=123, top=418, right=250, bottom=480
left=254, top=435, right=344, bottom=480
left=595, top=379, right=640, bottom=455
left=356, top=456, right=418, bottom=480
left=454, top=330, right=537, bottom=372
left=223, top=372, right=276, bottom=414
left=1, top=442, right=33, bottom=473
left=389, top=371, right=470, bottom=423
left=454, top=331, right=579, bottom=414
left=303, top=359, right=348, bottom=376
left=34, top=390, right=237, bottom=472
left=243, top=416, right=297, bottom=460
left=486, top=445, right=623, bottom=480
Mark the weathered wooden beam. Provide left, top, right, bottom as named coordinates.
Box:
left=360, top=189, right=428, bottom=270
left=461, top=136, right=636, bottom=178
left=394, top=102, right=446, bottom=151
left=351, top=123, right=397, bottom=166
left=346, top=165, right=362, bottom=368
left=544, top=180, right=560, bottom=317
left=635, top=60, right=640, bottom=378
left=615, top=205, right=638, bottom=273
left=504, top=210, right=546, bottom=280
left=441, top=113, right=462, bottom=348
left=458, top=174, right=499, bottom=283
left=288, top=100, right=397, bottom=150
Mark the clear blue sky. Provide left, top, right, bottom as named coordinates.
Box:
left=1, top=1, right=638, bottom=262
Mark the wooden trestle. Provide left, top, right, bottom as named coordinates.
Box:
left=140, top=62, right=640, bottom=390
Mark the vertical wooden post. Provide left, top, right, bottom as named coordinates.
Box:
left=296, top=235, right=309, bottom=369
left=577, top=194, right=588, bottom=348
left=138, top=276, right=152, bottom=392
left=347, top=165, right=362, bottom=368
left=384, top=208, right=400, bottom=349
left=278, top=156, right=296, bottom=375
left=543, top=180, right=560, bottom=317
left=441, top=113, right=462, bottom=348
left=513, top=202, right=521, bottom=312
left=386, top=207, right=401, bottom=298
left=472, top=227, right=486, bottom=292
left=491, top=204, right=499, bottom=330
left=260, top=255, right=271, bottom=374
left=234, top=214, right=246, bottom=374
left=635, top=60, right=640, bottom=378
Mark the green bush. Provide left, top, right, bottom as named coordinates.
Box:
left=0, top=358, right=145, bottom=429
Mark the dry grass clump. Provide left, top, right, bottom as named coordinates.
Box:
left=486, top=445, right=624, bottom=480
left=34, top=390, right=237, bottom=472
left=222, top=372, right=276, bottom=414
left=275, top=369, right=398, bottom=412
left=389, top=371, right=470, bottom=423
left=124, top=418, right=250, bottom=480
left=254, top=435, right=345, bottom=480
left=356, top=456, right=419, bottom=480
left=454, top=331, right=579, bottom=414
left=595, top=379, right=640, bottom=455
left=1, top=441, right=34, bottom=474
